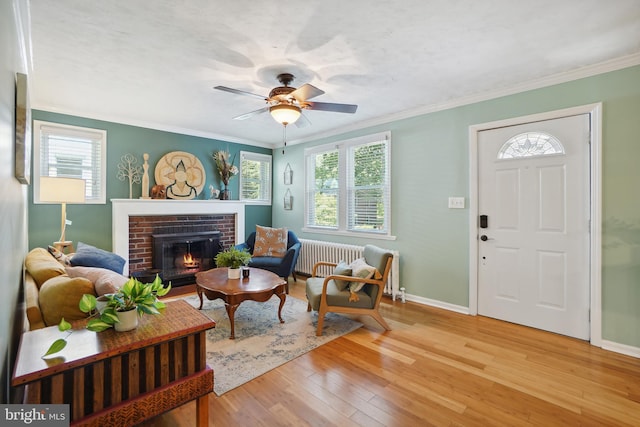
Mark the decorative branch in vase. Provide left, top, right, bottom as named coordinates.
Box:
left=213, top=150, right=238, bottom=200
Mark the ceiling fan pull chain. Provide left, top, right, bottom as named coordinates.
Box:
left=282, top=124, right=288, bottom=155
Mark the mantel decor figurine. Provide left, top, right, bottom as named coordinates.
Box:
left=116, top=153, right=143, bottom=199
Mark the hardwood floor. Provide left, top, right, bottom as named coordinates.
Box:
left=143, top=279, right=640, bottom=426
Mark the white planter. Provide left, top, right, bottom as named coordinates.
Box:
left=228, top=268, right=241, bottom=279
left=95, top=295, right=110, bottom=313
left=115, top=308, right=139, bottom=332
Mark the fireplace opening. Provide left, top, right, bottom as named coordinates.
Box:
left=152, top=230, right=222, bottom=286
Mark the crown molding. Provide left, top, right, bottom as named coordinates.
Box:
left=32, top=53, right=640, bottom=150
left=288, top=53, right=640, bottom=147
left=29, top=104, right=275, bottom=149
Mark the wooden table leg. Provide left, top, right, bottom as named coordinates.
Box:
left=276, top=291, right=286, bottom=323
left=225, top=303, right=240, bottom=339
left=196, top=285, right=204, bottom=310
left=196, top=393, right=209, bottom=427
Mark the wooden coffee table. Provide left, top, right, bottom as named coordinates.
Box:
left=195, top=267, right=287, bottom=339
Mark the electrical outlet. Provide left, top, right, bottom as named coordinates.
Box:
left=448, top=197, right=465, bottom=209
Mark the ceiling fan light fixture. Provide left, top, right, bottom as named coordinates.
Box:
left=270, top=104, right=301, bottom=125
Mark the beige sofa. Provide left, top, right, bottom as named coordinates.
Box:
left=24, top=247, right=127, bottom=330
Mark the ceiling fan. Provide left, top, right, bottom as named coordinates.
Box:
left=214, top=73, right=358, bottom=128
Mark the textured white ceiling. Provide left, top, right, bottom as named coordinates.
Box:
left=28, top=0, right=640, bottom=147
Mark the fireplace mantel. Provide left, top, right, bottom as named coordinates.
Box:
left=112, top=199, right=245, bottom=275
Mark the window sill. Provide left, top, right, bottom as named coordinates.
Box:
left=240, top=200, right=272, bottom=206
left=302, top=227, right=396, bottom=241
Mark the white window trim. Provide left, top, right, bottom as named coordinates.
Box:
left=33, top=120, right=107, bottom=204
left=239, top=151, right=272, bottom=205
left=303, top=131, right=395, bottom=240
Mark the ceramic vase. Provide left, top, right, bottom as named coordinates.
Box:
left=115, top=308, right=139, bottom=332
left=228, top=267, right=241, bottom=279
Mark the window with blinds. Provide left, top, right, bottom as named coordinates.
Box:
left=304, top=131, right=391, bottom=236
left=239, top=151, right=272, bottom=204
left=33, top=120, right=107, bottom=204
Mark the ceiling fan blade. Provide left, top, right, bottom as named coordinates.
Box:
left=305, top=101, right=358, bottom=114
left=290, top=84, right=325, bottom=102
left=294, top=112, right=311, bottom=128
left=214, top=86, right=267, bottom=101
left=233, top=106, right=269, bottom=120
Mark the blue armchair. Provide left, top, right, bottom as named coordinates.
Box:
left=235, top=230, right=301, bottom=293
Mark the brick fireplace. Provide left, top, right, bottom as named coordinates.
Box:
left=112, top=199, right=246, bottom=276
left=128, top=215, right=232, bottom=286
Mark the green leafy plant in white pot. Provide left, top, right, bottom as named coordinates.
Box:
left=214, top=246, right=251, bottom=279
left=43, top=275, right=171, bottom=357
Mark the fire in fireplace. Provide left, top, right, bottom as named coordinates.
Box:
left=152, top=229, right=222, bottom=286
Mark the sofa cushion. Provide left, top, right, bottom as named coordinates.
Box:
left=253, top=225, right=288, bottom=258
left=66, top=265, right=127, bottom=296
left=24, top=248, right=66, bottom=288
left=47, top=245, right=73, bottom=265
left=333, top=261, right=353, bottom=291
left=249, top=256, right=286, bottom=268
left=24, top=273, right=45, bottom=330
left=39, top=275, right=95, bottom=326
left=70, top=242, right=126, bottom=274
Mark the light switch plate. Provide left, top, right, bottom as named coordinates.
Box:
left=448, top=197, right=465, bottom=209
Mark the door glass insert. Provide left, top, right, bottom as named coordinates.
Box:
left=497, top=132, right=564, bottom=159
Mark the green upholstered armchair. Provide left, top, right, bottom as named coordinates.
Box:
left=305, top=244, right=393, bottom=336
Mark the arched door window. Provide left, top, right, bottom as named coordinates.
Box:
left=497, top=132, right=565, bottom=159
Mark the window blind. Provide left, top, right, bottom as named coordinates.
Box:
left=347, top=139, right=390, bottom=232
left=240, top=151, right=272, bottom=204
left=35, top=121, right=106, bottom=203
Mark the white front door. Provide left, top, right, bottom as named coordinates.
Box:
left=477, top=114, right=590, bottom=339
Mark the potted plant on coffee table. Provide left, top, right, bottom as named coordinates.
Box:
left=214, top=246, right=251, bottom=279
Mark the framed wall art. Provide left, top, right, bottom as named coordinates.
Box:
left=284, top=189, right=293, bottom=210
left=284, top=163, right=292, bottom=185
left=15, top=72, right=31, bottom=185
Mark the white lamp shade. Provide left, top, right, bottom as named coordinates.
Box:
left=39, top=177, right=86, bottom=204
left=270, top=104, right=301, bottom=125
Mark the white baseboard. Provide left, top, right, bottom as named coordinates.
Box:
left=403, top=293, right=469, bottom=315
left=403, top=292, right=640, bottom=360
left=601, top=340, right=640, bottom=359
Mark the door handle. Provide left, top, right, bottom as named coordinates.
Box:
left=480, top=235, right=492, bottom=241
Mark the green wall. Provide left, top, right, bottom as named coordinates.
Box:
left=25, top=66, right=640, bottom=349
left=28, top=111, right=273, bottom=251
left=272, top=65, right=640, bottom=348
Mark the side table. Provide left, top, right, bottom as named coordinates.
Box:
left=12, top=300, right=215, bottom=426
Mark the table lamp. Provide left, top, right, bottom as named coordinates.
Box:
left=39, top=176, right=86, bottom=248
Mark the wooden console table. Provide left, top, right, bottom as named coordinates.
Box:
left=12, top=300, right=215, bottom=426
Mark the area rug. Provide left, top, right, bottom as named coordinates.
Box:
left=182, top=294, right=362, bottom=396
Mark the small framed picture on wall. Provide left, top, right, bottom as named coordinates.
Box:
left=284, top=189, right=293, bottom=210
left=284, top=163, right=292, bottom=185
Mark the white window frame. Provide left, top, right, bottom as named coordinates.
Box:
left=33, top=120, right=107, bottom=204
left=303, top=131, right=394, bottom=239
left=239, top=151, right=272, bottom=205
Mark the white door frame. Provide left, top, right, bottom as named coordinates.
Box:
left=468, top=103, right=602, bottom=346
